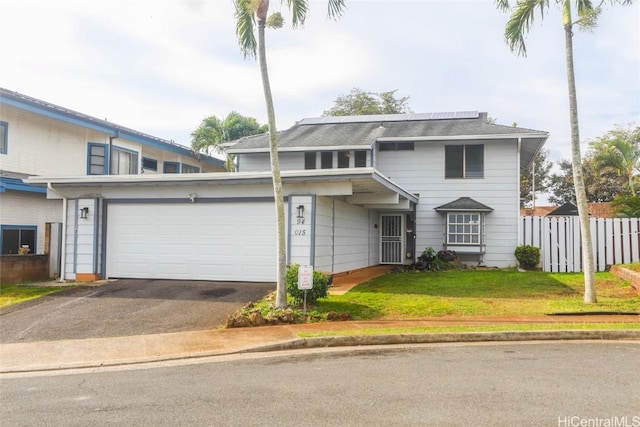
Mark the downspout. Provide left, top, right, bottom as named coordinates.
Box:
left=517, top=137, right=522, bottom=248
left=47, top=183, right=68, bottom=282
left=108, top=130, right=120, bottom=175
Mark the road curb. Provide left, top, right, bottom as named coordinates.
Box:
left=244, top=329, right=640, bottom=353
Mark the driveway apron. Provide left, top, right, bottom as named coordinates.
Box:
left=0, top=280, right=274, bottom=343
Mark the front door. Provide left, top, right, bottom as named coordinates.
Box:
left=380, top=214, right=404, bottom=264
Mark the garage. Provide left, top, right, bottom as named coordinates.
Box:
left=105, top=201, right=277, bottom=282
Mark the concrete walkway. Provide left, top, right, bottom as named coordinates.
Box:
left=1, top=315, right=638, bottom=373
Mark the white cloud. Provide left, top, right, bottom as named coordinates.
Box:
left=1, top=0, right=638, bottom=157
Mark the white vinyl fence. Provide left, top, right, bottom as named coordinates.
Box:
left=519, top=216, right=640, bottom=272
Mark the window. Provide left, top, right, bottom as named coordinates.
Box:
left=181, top=163, right=200, bottom=174
left=379, top=142, right=414, bottom=151
left=445, top=145, right=484, bottom=179
left=110, top=147, right=138, bottom=175
left=163, top=161, right=179, bottom=173
left=338, top=151, right=350, bottom=168
left=0, top=121, right=7, bottom=154
left=446, top=213, right=484, bottom=245
left=321, top=152, right=333, bottom=169
left=354, top=150, right=367, bottom=167
left=304, top=152, right=316, bottom=170
left=142, top=157, right=158, bottom=171
left=1, top=225, right=36, bottom=255
left=88, top=143, right=107, bottom=175
left=87, top=143, right=139, bottom=175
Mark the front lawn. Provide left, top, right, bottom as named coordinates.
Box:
left=314, top=270, right=639, bottom=320
left=0, top=284, right=69, bottom=308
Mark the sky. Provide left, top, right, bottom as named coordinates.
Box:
left=2, top=0, right=639, bottom=169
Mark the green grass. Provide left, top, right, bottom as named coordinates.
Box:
left=313, top=270, right=639, bottom=320
left=0, top=284, right=69, bottom=308
left=298, top=322, right=640, bottom=338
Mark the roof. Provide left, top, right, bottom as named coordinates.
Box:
left=226, top=112, right=548, bottom=169
left=0, top=87, right=224, bottom=168
left=521, top=202, right=615, bottom=218
left=0, top=170, right=46, bottom=194
left=434, top=197, right=494, bottom=212
left=25, top=168, right=419, bottom=211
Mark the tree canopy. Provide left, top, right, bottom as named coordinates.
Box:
left=520, top=148, right=553, bottom=207
left=323, top=88, right=411, bottom=116
left=190, top=112, right=267, bottom=171
left=591, top=125, right=640, bottom=195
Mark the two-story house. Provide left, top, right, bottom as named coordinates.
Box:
left=26, top=111, right=547, bottom=283
left=0, top=88, right=225, bottom=280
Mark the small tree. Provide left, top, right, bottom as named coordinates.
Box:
left=323, top=88, right=412, bottom=116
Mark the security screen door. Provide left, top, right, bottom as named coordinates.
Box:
left=380, top=214, right=404, bottom=264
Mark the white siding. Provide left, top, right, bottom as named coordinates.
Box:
left=239, top=152, right=303, bottom=172
left=0, top=104, right=223, bottom=177
left=237, top=150, right=372, bottom=173
left=64, top=199, right=77, bottom=280
left=0, top=192, right=62, bottom=254
left=75, top=198, right=100, bottom=275
left=376, top=140, right=519, bottom=267
left=313, top=196, right=377, bottom=274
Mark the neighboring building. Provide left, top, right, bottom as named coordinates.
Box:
left=521, top=202, right=615, bottom=218
left=27, top=111, right=548, bottom=282
left=0, top=88, right=225, bottom=278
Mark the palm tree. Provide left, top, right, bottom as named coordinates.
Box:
left=191, top=112, right=267, bottom=171
left=592, top=127, right=640, bottom=194
left=233, top=0, right=345, bottom=309
left=496, top=0, right=635, bottom=303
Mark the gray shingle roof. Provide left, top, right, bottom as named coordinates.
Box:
left=434, top=197, right=494, bottom=212
left=226, top=112, right=548, bottom=168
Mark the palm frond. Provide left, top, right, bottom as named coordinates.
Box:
left=495, top=0, right=512, bottom=11
left=234, top=0, right=258, bottom=58
left=327, top=0, right=346, bottom=19
left=504, top=0, right=550, bottom=56
left=285, top=0, right=309, bottom=28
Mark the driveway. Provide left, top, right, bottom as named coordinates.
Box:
left=0, top=280, right=274, bottom=343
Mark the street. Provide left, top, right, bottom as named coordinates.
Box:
left=1, top=341, right=638, bottom=426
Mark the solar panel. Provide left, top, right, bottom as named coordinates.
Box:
left=298, top=111, right=479, bottom=125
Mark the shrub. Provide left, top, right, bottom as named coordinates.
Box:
left=286, top=264, right=331, bottom=305
left=515, top=245, right=540, bottom=270
left=417, top=247, right=457, bottom=271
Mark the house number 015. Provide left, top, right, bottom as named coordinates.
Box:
left=295, top=229, right=307, bottom=236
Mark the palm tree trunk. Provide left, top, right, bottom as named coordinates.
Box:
left=563, top=1, right=596, bottom=303
left=257, top=19, right=288, bottom=309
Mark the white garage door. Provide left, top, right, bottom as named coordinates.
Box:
left=106, top=202, right=277, bottom=282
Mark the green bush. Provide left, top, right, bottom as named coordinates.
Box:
left=286, top=264, right=331, bottom=305
left=515, top=245, right=540, bottom=270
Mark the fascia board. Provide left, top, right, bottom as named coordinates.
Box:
left=227, top=145, right=371, bottom=154
left=375, top=133, right=549, bottom=142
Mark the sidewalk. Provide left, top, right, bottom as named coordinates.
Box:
left=1, top=315, right=638, bottom=374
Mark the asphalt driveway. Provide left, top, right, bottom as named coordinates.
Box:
left=0, top=280, right=274, bottom=343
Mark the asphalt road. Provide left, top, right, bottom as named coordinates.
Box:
left=2, top=342, right=639, bottom=426
left=0, top=279, right=274, bottom=343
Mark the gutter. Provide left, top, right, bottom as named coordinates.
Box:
left=108, top=130, right=120, bottom=175
left=47, top=183, right=69, bottom=282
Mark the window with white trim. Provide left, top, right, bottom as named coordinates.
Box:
left=446, top=213, right=485, bottom=245
left=445, top=145, right=484, bottom=179
left=304, top=152, right=316, bottom=170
